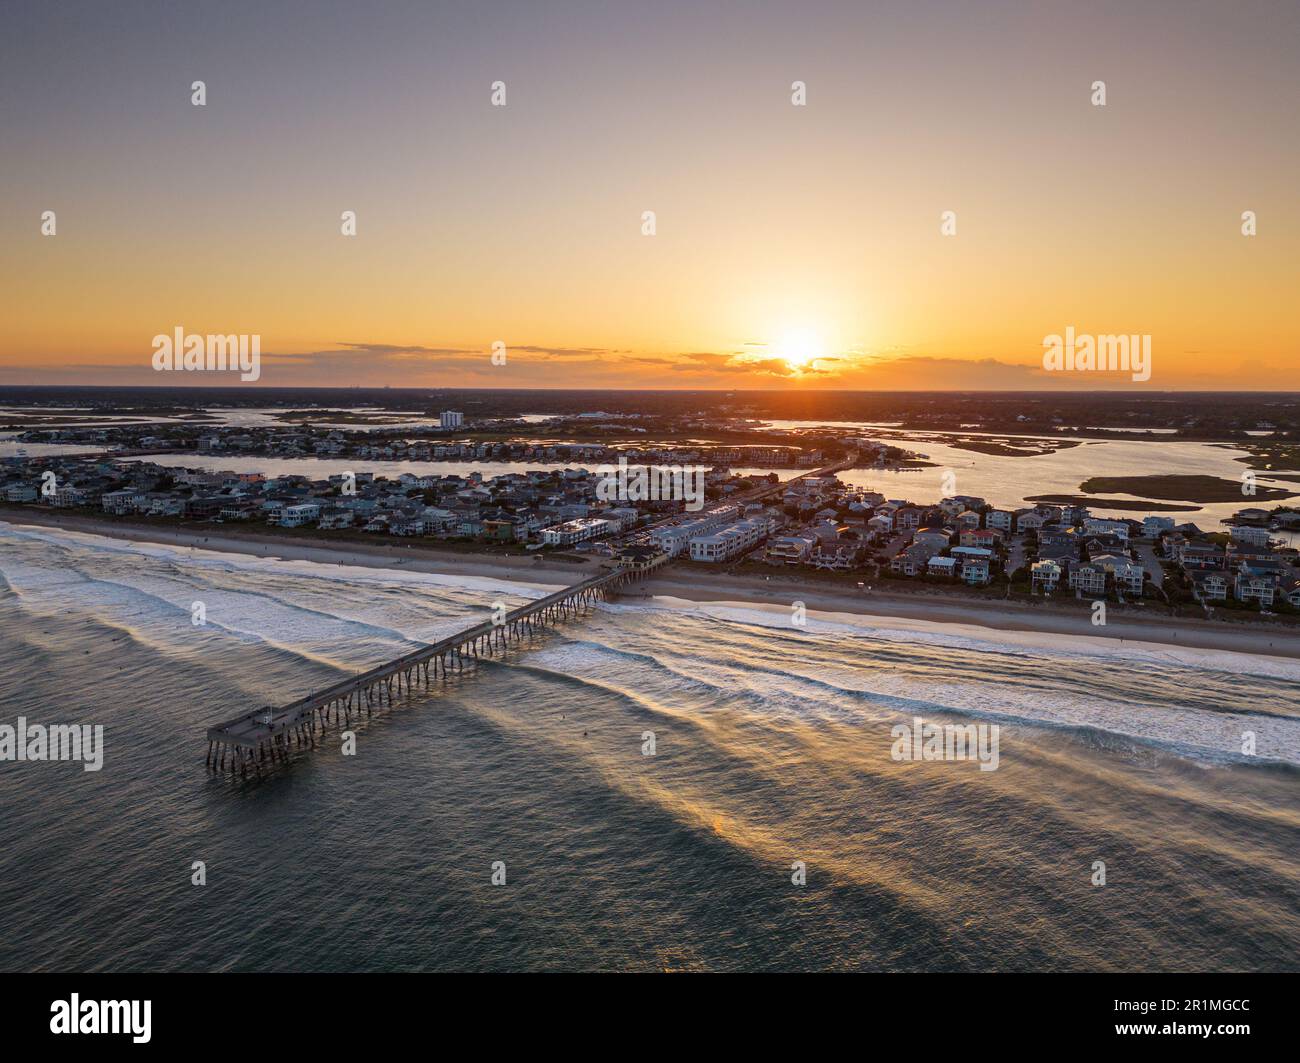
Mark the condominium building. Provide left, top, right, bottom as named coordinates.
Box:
left=649, top=505, right=741, bottom=557
left=540, top=516, right=620, bottom=546
left=688, top=517, right=772, bottom=563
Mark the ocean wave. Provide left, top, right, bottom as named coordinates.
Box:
left=646, top=595, right=1300, bottom=681
left=3, top=521, right=1298, bottom=765
left=529, top=629, right=1300, bottom=765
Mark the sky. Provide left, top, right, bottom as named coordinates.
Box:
left=1, top=0, right=1297, bottom=390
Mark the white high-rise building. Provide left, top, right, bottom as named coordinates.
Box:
left=440, top=411, right=464, bottom=429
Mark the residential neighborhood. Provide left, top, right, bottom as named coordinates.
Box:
left=3, top=448, right=1298, bottom=619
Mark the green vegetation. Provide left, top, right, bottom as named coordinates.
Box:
left=1024, top=494, right=1195, bottom=512
left=1077, top=474, right=1292, bottom=503
left=1230, top=442, right=1300, bottom=473
left=947, top=438, right=1083, bottom=458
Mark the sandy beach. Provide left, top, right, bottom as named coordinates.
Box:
left=4, top=506, right=1298, bottom=660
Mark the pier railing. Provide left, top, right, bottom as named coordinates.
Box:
left=204, top=456, right=857, bottom=775
left=204, top=557, right=663, bottom=774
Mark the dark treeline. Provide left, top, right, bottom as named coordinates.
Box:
left=1, top=385, right=1296, bottom=438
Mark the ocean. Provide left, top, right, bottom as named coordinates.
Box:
left=1, top=520, right=1297, bottom=972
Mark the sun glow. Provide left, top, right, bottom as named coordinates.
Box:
left=777, top=328, right=826, bottom=369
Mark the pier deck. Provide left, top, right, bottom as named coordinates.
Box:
left=203, top=455, right=857, bottom=775
left=203, top=560, right=656, bottom=773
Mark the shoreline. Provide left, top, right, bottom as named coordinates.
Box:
left=4, top=507, right=1299, bottom=660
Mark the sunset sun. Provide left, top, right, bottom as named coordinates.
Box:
left=777, top=328, right=826, bottom=370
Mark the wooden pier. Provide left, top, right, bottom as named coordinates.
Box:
left=204, top=557, right=663, bottom=776
left=203, top=456, right=857, bottom=776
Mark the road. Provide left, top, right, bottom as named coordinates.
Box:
left=1004, top=534, right=1028, bottom=576
left=1132, top=540, right=1165, bottom=588
left=617, top=454, right=860, bottom=547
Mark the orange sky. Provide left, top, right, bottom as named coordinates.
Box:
left=2, top=1, right=1297, bottom=390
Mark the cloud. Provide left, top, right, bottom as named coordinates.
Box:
left=262, top=342, right=634, bottom=372
left=743, top=358, right=797, bottom=376
left=255, top=342, right=1036, bottom=386
left=3, top=344, right=1286, bottom=390
left=338, top=343, right=469, bottom=355
left=837, top=354, right=1044, bottom=387
left=677, top=352, right=734, bottom=364
left=266, top=343, right=477, bottom=365
left=668, top=351, right=796, bottom=376
left=507, top=346, right=616, bottom=359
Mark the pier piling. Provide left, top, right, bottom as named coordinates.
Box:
left=203, top=560, right=661, bottom=773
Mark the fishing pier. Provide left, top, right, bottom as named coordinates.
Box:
left=203, top=455, right=856, bottom=776
left=204, top=557, right=662, bottom=775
